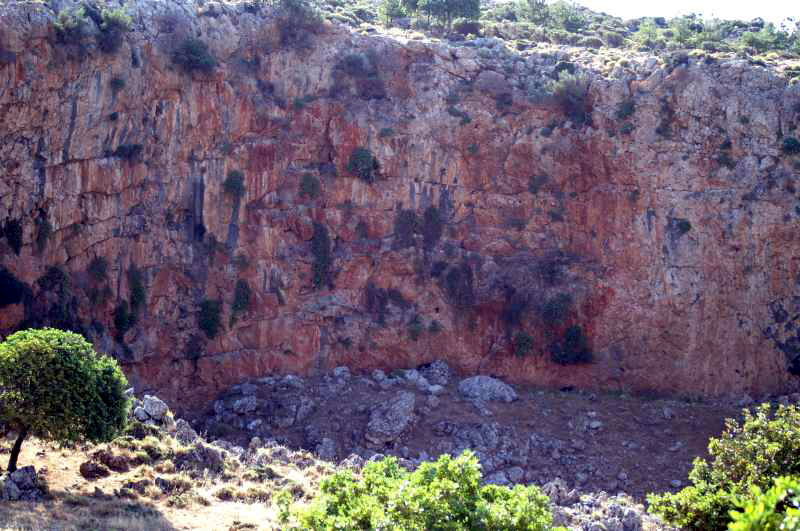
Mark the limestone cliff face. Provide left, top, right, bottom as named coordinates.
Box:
left=1, top=0, right=799, bottom=412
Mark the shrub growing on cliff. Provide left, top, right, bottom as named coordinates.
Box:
left=172, top=38, right=217, bottom=74
left=290, top=450, right=555, bottom=529
left=230, top=279, right=252, bottom=325
left=347, top=147, right=379, bottom=183
left=0, top=267, right=26, bottom=308
left=54, top=8, right=89, bottom=46
left=3, top=218, right=23, bottom=255
left=276, top=0, right=323, bottom=50
left=783, top=137, right=800, bottom=156
left=0, top=328, right=130, bottom=472
left=97, top=7, right=132, bottom=53
left=223, top=170, right=246, bottom=199
left=311, top=222, right=333, bottom=289
left=648, top=403, right=800, bottom=530
left=549, top=325, right=591, bottom=365
left=199, top=299, right=223, bottom=339
left=547, top=70, right=591, bottom=125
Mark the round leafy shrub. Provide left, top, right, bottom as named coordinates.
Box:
left=172, top=38, right=217, bottom=74
left=223, top=170, right=246, bottom=198
left=97, top=7, right=132, bottom=53
left=648, top=403, right=800, bottom=530
left=199, top=299, right=223, bottom=339
left=0, top=328, right=130, bottom=472
left=514, top=332, right=534, bottom=357
left=292, top=450, right=555, bottom=530
left=347, top=147, right=379, bottom=183
left=299, top=173, right=321, bottom=199
left=783, top=137, right=800, bottom=155
left=3, top=218, right=23, bottom=255
left=729, top=476, right=800, bottom=531
left=549, top=325, right=592, bottom=365
left=311, top=222, right=332, bottom=289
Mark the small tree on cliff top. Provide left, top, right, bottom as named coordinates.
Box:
left=0, top=328, right=130, bottom=472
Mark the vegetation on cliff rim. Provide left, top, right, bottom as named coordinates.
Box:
left=0, top=328, right=129, bottom=472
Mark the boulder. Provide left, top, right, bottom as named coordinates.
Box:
left=458, top=375, right=518, bottom=403
left=365, top=391, right=415, bottom=446
left=142, top=395, right=169, bottom=421
left=175, top=418, right=198, bottom=445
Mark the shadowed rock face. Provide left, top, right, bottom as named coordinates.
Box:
left=1, top=0, right=799, bottom=413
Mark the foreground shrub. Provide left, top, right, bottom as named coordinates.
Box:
left=0, top=328, right=130, bottom=472
left=648, top=403, right=800, bottom=530
left=293, top=450, right=556, bottom=530
left=729, top=476, right=800, bottom=531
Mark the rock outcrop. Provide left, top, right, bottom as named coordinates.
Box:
left=1, top=0, right=799, bottom=412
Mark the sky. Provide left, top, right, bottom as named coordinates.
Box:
left=573, top=0, right=796, bottom=26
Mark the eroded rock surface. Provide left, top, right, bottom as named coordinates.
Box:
left=0, top=0, right=799, bottom=413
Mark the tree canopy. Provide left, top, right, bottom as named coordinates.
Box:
left=0, top=328, right=130, bottom=472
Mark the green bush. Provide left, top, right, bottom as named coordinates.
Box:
left=418, top=0, right=480, bottom=30
left=394, top=209, right=418, bottom=248
left=3, top=218, right=23, bottom=255
left=548, top=1, right=586, bottom=32
left=0, top=328, right=130, bottom=472
left=54, top=8, right=88, bottom=46
left=127, top=265, right=146, bottom=316
left=407, top=314, right=424, bottom=341
left=97, top=7, right=132, bottom=53
left=35, top=215, right=52, bottom=254
left=0, top=267, right=26, bottom=308
left=549, top=325, right=591, bottom=365
left=223, top=170, right=246, bottom=198
left=299, top=173, right=321, bottom=199
left=88, top=257, right=109, bottom=282
left=230, top=279, right=251, bottom=325
left=113, top=301, right=134, bottom=340
left=514, top=332, right=534, bottom=357
left=729, top=476, right=800, bottom=531
left=615, top=99, right=635, bottom=120
left=648, top=403, right=800, bottom=530
left=379, top=0, right=408, bottom=25
left=276, top=0, right=323, bottom=50
left=347, top=147, right=379, bottom=183
left=547, top=71, right=590, bottom=125
left=422, top=206, right=443, bottom=250
left=292, top=451, right=555, bottom=530
left=199, top=299, right=223, bottom=339
left=114, top=143, right=143, bottom=161
left=311, top=222, right=332, bottom=289
left=783, top=137, right=800, bottom=156
left=172, top=38, right=217, bottom=74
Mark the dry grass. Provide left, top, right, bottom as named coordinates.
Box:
left=0, top=433, right=332, bottom=531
